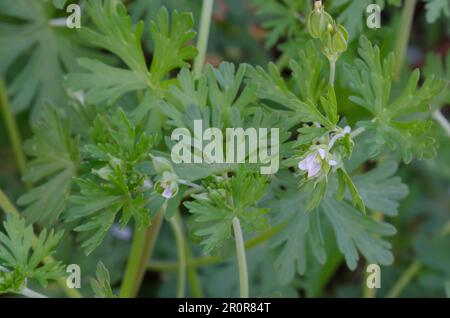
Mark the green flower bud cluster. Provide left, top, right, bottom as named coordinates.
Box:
left=307, top=1, right=349, bottom=58
left=307, top=1, right=349, bottom=85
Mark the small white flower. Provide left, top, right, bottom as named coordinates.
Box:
left=298, top=149, right=326, bottom=178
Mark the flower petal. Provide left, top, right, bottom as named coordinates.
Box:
left=318, top=148, right=326, bottom=159
left=308, top=161, right=322, bottom=177
left=299, top=158, right=308, bottom=170
left=162, top=185, right=173, bottom=199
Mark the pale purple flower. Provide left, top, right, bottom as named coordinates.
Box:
left=328, top=159, right=338, bottom=166
left=298, top=149, right=326, bottom=178
left=162, top=185, right=173, bottom=199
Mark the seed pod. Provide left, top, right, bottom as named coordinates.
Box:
left=332, top=24, right=349, bottom=53
left=307, top=2, right=333, bottom=39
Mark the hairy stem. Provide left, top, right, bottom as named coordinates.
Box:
left=0, top=188, right=82, bottom=298
left=119, top=203, right=166, bottom=298
left=433, top=110, right=450, bottom=137
left=169, top=212, right=186, bottom=298
left=394, top=0, right=417, bottom=79
left=0, top=79, right=30, bottom=189
left=232, top=217, right=249, bottom=298
left=193, top=0, right=214, bottom=79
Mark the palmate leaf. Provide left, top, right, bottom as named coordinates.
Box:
left=185, top=168, right=270, bottom=254
left=149, top=8, right=198, bottom=83
left=67, top=1, right=197, bottom=105
left=250, top=0, right=309, bottom=49
left=161, top=62, right=258, bottom=130
left=0, top=0, right=96, bottom=119
left=0, top=215, right=64, bottom=293
left=348, top=36, right=447, bottom=163
left=66, top=0, right=149, bottom=105
left=65, top=109, right=156, bottom=255
left=321, top=196, right=396, bottom=270
left=17, top=108, right=79, bottom=225
left=128, top=0, right=201, bottom=50
left=247, top=62, right=336, bottom=129
left=265, top=164, right=401, bottom=285
left=351, top=161, right=409, bottom=216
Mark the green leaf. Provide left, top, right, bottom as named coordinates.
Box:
left=423, top=52, right=450, bottom=111
left=0, top=0, right=94, bottom=119
left=17, top=107, right=79, bottom=225
left=348, top=36, right=446, bottom=163
left=67, top=0, right=149, bottom=105
left=251, top=0, right=309, bottom=49
left=337, top=168, right=365, bottom=214
left=289, top=41, right=327, bottom=104
left=247, top=62, right=335, bottom=129
left=424, top=0, right=450, bottom=23
left=269, top=196, right=326, bottom=284
left=185, top=168, right=269, bottom=254
left=0, top=215, right=64, bottom=290
left=321, top=196, right=396, bottom=270
left=66, top=58, right=149, bottom=105
left=82, top=0, right=148, bottom=74
left=149, top=8, right=198, bottom=82
left=65, top=109, right=156, bottom=255
left=351, top=161, right=408, bottom=216
left=90, top=262, right=116, bottom=298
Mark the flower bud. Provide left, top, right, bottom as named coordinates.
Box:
left=151, top=155, right=174, bottom=174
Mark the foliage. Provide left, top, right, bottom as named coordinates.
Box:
left=0, top=0, right=448, bottom=299
left=0, top=216, right=64, bottom=294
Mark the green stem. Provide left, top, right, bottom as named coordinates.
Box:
left=232, top=217, right=249, bottom=298
left=329, top=58, right=336, bottom=87
left=147, top=222, right=286, bottom=272
left=0, top=188, right=82, bottom=298
left=386, top=261, right=422, bottom=298
left=193, top=0, right=214, bottom=79
left=0, top=79, right=30, bottom=189
left=0, top=188, right=20, bottom=217
left=169, top=212, right=186, bottom=298
left=119, top=204, right=166, bottom=298
left=350, top=127, right=366, bottom=139
left=433, top=110, right=450, bottom=137
left=394, top=0, right=417, bottom=79
left=181, top=221, right=204, bottom=297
